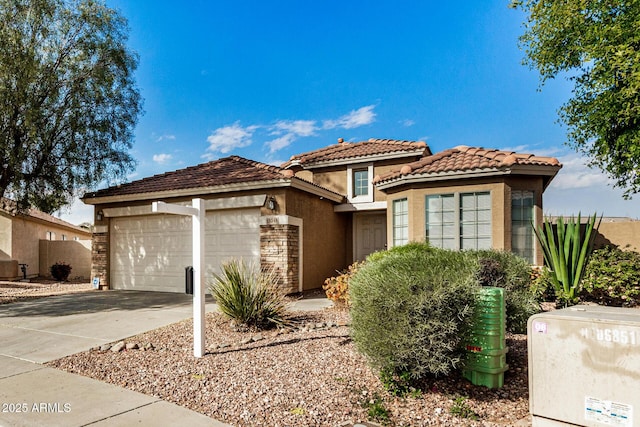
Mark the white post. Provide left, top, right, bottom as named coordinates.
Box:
left=152, top=199, right=206, bottom=358
left=192, top=198, right=206, bottom=358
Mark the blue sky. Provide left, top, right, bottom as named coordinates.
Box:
left=56, top=1, right=640, bottom=224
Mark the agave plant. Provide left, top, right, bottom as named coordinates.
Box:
left=209, top=259, right=288, bottom=329
left=532, top=213, right=601, bottom=306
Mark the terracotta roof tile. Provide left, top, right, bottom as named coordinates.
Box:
left=0, top=198, right=92, bottom=233
left=85, top=156, right=294, bottom=199
left=373, top=146, right=561, bottom=185
left=282, top=138, right=430, bottom=167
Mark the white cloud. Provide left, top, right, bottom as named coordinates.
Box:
left=206, top=122, right=258, bottom=154
left=266, top=134, right=297, bottom=153
left=323, top=105, right=377, bottom=130
left=550, top=154, right=610, bottom=190
left=401, top=119, right=415, bottom=127
left=271, top=120, right=317, bottom=137
left=152, top=153, right=172, bottom=164
left=156, top=134, right=176, bottom=142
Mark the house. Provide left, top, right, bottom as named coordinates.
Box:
left=0, top=199, right=93, bottom=280
left=82, top=138, right=561, bottom=294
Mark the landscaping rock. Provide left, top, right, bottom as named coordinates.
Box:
left=125, top=342, right=139, bottom=350
left=110, top=341, right=125, bottom=352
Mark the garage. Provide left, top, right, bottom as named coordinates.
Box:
left=110, top=207, right=260, bottom=293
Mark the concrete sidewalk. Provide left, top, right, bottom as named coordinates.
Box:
left=0, top=291, right=225, bottom=426
left=0, top=290, right=332, bottom=426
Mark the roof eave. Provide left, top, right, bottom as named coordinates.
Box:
left=374, top=165, right=562, bottom=191
left=292, top=150, right=427, bottom=170
left=83, top=177, right=344, bottom=205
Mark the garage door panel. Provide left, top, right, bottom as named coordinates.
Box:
left=111, top=208, right=259, bottom=292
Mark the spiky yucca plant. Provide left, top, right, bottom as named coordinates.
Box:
left=533, top=213, right=601, bottom=305
left=209, top=259, right=288, bottom=329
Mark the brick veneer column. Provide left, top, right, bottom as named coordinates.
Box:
left=260, top=224, right=299, bottom=294
left=91, top=231, right=109, bottom=290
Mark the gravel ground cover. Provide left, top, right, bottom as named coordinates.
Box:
left=0, top=280, right=92, bottom=304
left=48, top=308, right=531, bottom=427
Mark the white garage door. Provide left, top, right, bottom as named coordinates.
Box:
left=110, top=208, right=260, bottom=292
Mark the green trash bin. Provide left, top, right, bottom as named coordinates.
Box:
left=463, top=287, right=509, bottom=388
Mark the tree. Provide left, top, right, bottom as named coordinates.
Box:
left=511, top=1, right=640, bottom=197
left=0, top=0, right=142, bottom=213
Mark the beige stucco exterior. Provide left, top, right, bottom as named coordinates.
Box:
left=0, top=210, right=92, bottom=280
left=381, top=176, right=546, bottom=265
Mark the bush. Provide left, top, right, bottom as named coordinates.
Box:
left=471, top=250, right=541, bottom=334
left=50, top=262, right=72, bottom=281
left=208, top=259, right=288, bottom=329
left=349, top=243, right=480, bottom=380
left=581, top=246, right=640, bottom=307
left=323, top=261, right=363, bottom=306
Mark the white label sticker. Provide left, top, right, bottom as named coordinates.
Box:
left=533, top=321, right=547, bottom=334
left=585, top=396, right=633, bottom=426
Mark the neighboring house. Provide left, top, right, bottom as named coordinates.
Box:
left=83, top=138, right=561, bottom=294
left=0, top=200, right=92, bottom=280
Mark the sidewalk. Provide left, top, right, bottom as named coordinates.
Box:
left=0, top=290, right=332, bottom=426
left=0, top=355, right=228, bottom=426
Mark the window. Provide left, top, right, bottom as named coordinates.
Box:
left=353, top=169, right=368, bottom=196
left=393, top=198, right=408, bottom=246
left=511, top=190, right=535, bottom=263
left=61, top=234, right=67, bottom=241
left=425, top=192, right=492, bottom=250
left=46, top=231, right=55, bottom=240
left=347, top=163, right=373, bottom=203
left=425, top=194, right=456, bottom=249
left=460, top=192, right=492, bottom=250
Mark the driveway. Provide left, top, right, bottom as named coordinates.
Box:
left=0, top=290, right=218, bottom=363
left=0, top=290, right=227, bottom=427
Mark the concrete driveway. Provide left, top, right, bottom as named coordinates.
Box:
left=0, top=290, right=218, bottom=363
left=0, top=290, right=227, bottom=427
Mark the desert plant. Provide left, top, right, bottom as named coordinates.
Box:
left=533, top=213, right=601, bottom=305
left=50, top=262, right=72, bottom=281
left=350, top=243, right=480, bottom=380
left=323, top=261, right=363, bottom=306
left=449, top=395, right=479, bottom=420
left=581, top=246, right=640, bottom=307
left=471, top=250, right=541, bottom=333
left=208, top=259, right=288, bottom=329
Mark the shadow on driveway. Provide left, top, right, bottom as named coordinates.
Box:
left=0, top=290, right=215, bottom=318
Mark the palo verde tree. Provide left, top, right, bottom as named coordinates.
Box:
left=0, top=0, right=142, bottom=213
left=511, top=1, right=640, bottom=197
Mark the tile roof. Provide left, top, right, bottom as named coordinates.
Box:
left=84, top=156, right=297, bottom=199
left=373, top=145, right=562, bottom=185
left=0, top=198, right=92, bottom=233
left=282, top=138, right=430, bottom=168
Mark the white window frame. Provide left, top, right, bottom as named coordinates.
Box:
left=511, top=190, right=536, bottom=264
left=425, top=191, right=492, bottom=250
left=392, top=198, right=409, bottom=247
left=347, top=163, right=374, bottom=203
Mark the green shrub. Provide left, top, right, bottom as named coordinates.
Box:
left=349, top=243, right=480, bottom=380
left=471, top=250, right=541, bottom=333
left=581, top=246, right=640, bottom=307
left=208, top=259, right=288, bottom=329
left=50, top=262, right=72, bottom=281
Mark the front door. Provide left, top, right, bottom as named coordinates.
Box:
left=354, top=212, right=387, bottom=261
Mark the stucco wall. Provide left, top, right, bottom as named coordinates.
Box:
left=283, top=188, right=348, bottom=290
left=381, top=175, right=546, bottom=265
left=39, top=240, right=92, bottom=279
left=594, top=220, right=640, bottom=252
left=0, top=214, right=12, bottom=260
left=10, top=216, right=91, bottom=278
